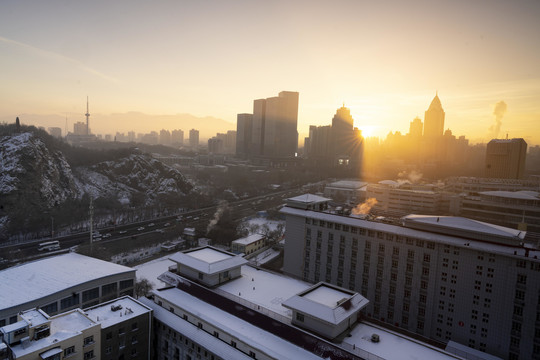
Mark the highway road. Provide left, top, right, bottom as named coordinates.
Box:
left=0, top=187, right=305, bottom=267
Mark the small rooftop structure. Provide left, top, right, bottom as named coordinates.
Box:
left=169, top=246, right=247, bottom=287
left=286, top=194, right=330, bottom=210
left=283, top=282, right=369, bottom=339
left=402, top=214, right=526, bottom=246
left=85, top=295, right=153, bottom=329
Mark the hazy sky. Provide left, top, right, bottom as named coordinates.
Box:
left=1, top=0, right=539, bottom=144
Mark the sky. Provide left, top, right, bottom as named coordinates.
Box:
left=1, top=0, right=539, bottom=145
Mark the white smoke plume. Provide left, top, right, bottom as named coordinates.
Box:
left=397, top=170, right=423, bottom=185
left=489, top=101, right=507, bottom=139
left=352, top=198, right=378, bottom=215
left=206, top=200, right=228, bottom=234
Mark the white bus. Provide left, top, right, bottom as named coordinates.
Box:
left=38, top=240, right=60, bottom=251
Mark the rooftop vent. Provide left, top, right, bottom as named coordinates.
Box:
left=111, top=304, right=123, bottom=312
left=371, top=334, right=380, bottom=343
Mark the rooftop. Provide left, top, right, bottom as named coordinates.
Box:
left=326, top=180, right=368, bottom=190
left=282, top=283, right=369, bottom=325
left=0, top=253, right=135, bottom=310
left=232, top=234, right=265, bottom=246
left=281, top=207, right=540, bottom=259
left=169, top=246, right=247, bottom=274
left=287, top=193, right=331, bottom=204
left=480, top=190, right=539, bottom=200
left=85, top=296, right=152, bottom=329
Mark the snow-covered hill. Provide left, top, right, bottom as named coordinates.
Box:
left=0, top=131, right=193, bottom=239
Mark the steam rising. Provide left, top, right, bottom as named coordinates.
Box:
left=352, top=198, right=378, bottom=215
left=206, top=200, right=228, bottom=234
left=489, top=101, right=507, bottom=139
left=397, top=170, right=423, bottom=184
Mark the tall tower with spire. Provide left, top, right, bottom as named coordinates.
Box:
left=85, top=96, right=90, bottom=135
left=423, top=93, right=445, bottom=139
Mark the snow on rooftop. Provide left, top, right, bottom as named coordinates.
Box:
left=11, top=309, right=97, bottom=357
left=287, top=193, right=330, bottom=204
left=232, top=234, right=264, bottom=245
left=139, top=297, right=255, bottom=360
left=326, top=180, right=367, bottom=189
left=281, top=207, right=540, bottom=259
left=217, top=265, right=311, bottom=318
left=343, top=322, right=462, bottom=360
left=153, top=287, right=324, bottom=360
left=133, top=254, right=175, bottom=289
left=403, top=214, right=525, bottom=239
left=169, top=246, right=248, bottom=274
left=85, top=296, right=152, bottom=328
left=0, top=253, right=135, bottom=310
left=301, top=284, right=353, bottom=308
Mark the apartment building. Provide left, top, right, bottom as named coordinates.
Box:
left=281, top=194, right=540, bottom=360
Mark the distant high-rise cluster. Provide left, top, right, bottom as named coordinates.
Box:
left=208, top=130, right=236, bottom=154
left=189, top=129, right=199, bottom=148
left=304, top=105, right=364, bottom=167
left=236, top=91, right=299, bottom=160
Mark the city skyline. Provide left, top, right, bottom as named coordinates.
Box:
left=1, top=0, right=539, bottom=145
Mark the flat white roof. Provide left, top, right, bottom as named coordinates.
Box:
left=169, top=246, right=248, bottom=274
left=301, top=284, right=352, bottom=308
left=0, top=253, right=135, bottom=310
left=85, top=296, right=152, bottom=329
left=343, top=322, right=462, bottom=360
left=217, top=265, right=311, bottom=318
left=287, top=194, right=330, bottom=204
left=403, top=214, right=525, bottom=239
left=232, top=234, right=264, bottom=246
left=280, top=207, right=540, bottom=259
left=326, top=180, right=367, bottom=190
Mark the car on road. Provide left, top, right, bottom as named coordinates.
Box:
left=137, top=227, right=145, bottom=231
left=148, top=223, right=155, bottom=227
left=103, top=233, right=112, bottom=238
left=119, top=230, right=127, bottom=234
left=164, top=222, right=170, bottom=227
left=156, top=229, right=165, bottom=234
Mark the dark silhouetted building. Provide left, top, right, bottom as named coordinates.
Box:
left=485, top=138, right=527, bottom=179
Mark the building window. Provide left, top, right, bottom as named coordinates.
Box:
left=83, top=350, right=94, bottom=360
left=231, top=340, right=237, bottom=348
left=105, top=346, right=112, bottom=355
left=64, top=346, right=75, bottom=357
left=296, top=312, right=304, bottom=322
left=82, top=287, right=99, bottom=302
left=84, top=335, right=94, bottom=346
left=198, top=272, right=204, bottom=280
left=60, top=293, right=80, bottom=310
left=131, top=322, right=138, bottom=331
left=119, top=327, right=125, bottom=335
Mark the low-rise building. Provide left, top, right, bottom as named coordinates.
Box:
left=0, top=253, right=136, bottom=327
left=231, top=234, right=265, bottom=255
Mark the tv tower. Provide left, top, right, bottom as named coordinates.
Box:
left=85, top=96, right=90, bottom=135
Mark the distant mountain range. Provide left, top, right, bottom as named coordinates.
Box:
left=0, top=112, right=236, bottom=140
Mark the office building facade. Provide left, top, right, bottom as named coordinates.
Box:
left=485, top=138, right=527, bottom=179
left=282, top=194, right=540, bottom=359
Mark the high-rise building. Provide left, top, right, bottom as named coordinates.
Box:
left=159, top=129, right=171, bottom=145
left=73, top=121, right=88, bottom=135
left=171, top=129, right=184, bottom=146
left=189, top=129, right=199, bottom=149
left=485, top=138, right=527, bottom=179
left=281, top=194, right=540, bottom=359
left=409, top=117, right=423, bottom=138
left=249, top=91, right=299, bottom=158
left=236, top=113, right=253, bottom=158
left=423, top=94, right=445, bottom=139
left=208, top=137, right=224, bottom=154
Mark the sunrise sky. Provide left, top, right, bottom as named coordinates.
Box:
left=1, top=0, right=539, bottom=145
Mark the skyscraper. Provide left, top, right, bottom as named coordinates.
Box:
left=249, top=91, right=299, bottom=158
left=189, top=129, right=199, bottom=148
left=409, top=117, right=423, bottom=138
left=236, top=113, right=253, bottom=158
left=485, top=138, right=527, bottom=179
left=423, top=94, right=445, bottom=139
